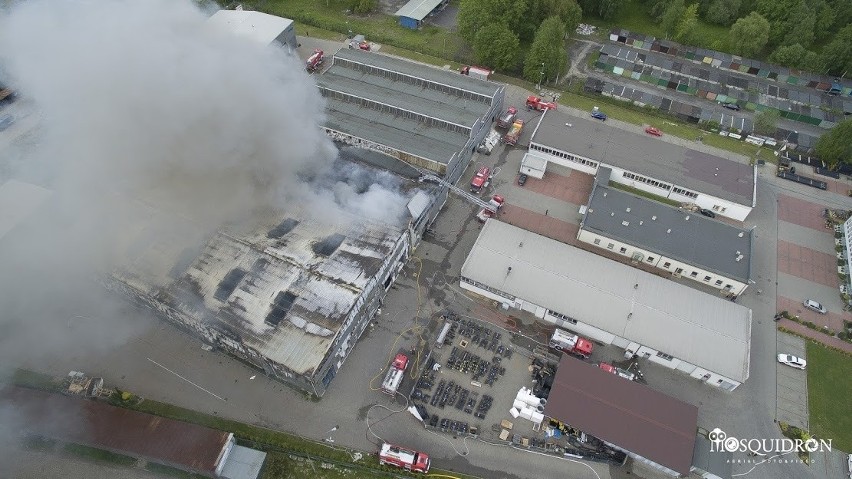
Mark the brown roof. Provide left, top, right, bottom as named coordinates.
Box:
left=1, top=387, right=230, bottom=475
left=543, top=356, right=698, bottom=476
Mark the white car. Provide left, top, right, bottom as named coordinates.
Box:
left=802, top=299, right=827, bottom=314
left=777, top=354, right=806, bottom=370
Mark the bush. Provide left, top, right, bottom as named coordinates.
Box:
left=805, top=321, right=817, bottom=329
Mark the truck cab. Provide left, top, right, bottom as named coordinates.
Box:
left=470, top=166, right=490, bottom=193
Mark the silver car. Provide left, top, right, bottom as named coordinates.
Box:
left=803, top=299, right=827, bottom=314
left=777, top=354, right=806, bottom=370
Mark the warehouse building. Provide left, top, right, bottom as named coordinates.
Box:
left=544, top=356, right=699, bottom=477
left=207, top=9, right=297, bottom=53
left=524, top=109, right=756, bottom=221
left=578, top=168, right=753, bottom=297
left=3, top=386, right=265, bottom=478
left=395, top=0, right=450, bottom=29
left=460, top=220, right=751, bottom=390
left=317, top=48, right=503, bottom=184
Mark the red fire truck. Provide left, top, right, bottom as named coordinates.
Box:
left=549, top=328, right=593, bottom=359
left=381, top=353, right=409, bottom=395
left=470, top=165, right=490, bottom=193
left=306, top=49, right=324, bottom=72
left=379, top=443, right=430, bottom=473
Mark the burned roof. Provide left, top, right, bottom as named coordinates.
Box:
left=544, top=356, right=698, bottom=476
left=2, top=386, right=230, bottom=474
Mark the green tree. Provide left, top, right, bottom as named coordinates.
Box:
left=756, top=0, right=814, bottom=47
left=645, top=0, right=670, bottom=22
left=704, top=0, right=742, bottom=25
left=819, top=24, right=852, bottom=76
left=768, top=44, right=820, bottom=70
left=675, top=4, right=699, bottom=43
left=752, top=109, right=780, bottom=135
left=815, top=119, right=852, bottom=167
left=729, top=12, right=770, bottom=57
left=457, top=0, right=528, bottom=43
left=472, top=23, right=521, bottom=71
left=524, top=16, right=567, bottom=84
left=660, top=0, right=686, bottom=37
left=579, top=0, right=624, bottom=20
left=349, top=0, right=376, bottom=14
left=522, top=0, right=582, bottom=41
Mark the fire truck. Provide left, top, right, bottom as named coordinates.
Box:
left=381, top=353, right=409, bottom=395
left=503, top=119, right=524, bottom=146
left=526, top=95, right=557, bottom=111
left=306, top=49, right=324, bottom=72
left=549, top=328, right=593, bottom=359
left=378, top=443, right=430, bottom=473
left=496, top=106, right=517, bottom=128
left=470, top=165, right=490, bottom=193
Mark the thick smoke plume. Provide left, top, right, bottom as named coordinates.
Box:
left=0, top=0, right=412, bottom=375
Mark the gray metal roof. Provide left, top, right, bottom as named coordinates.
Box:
left=323, top=97, right=465, bottom=166
left=692, top=435, right=732, bottom=479
left=583, top=182, right=752, bottom=282
left=207, top=10, right=292, bottom=46
left=317, top=66, right=483, bottom=128
left=461, top=221, right=751, bottom=382
left=333, top=48, right=503, bottom=99
left=530, top=110, right=755, bottom=205
left=395, top=0, right=445, bottom=20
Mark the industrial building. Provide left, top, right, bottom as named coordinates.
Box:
left=2, top=386, right=265, bottom=479
left=207, top=9, right=297, bottom=53
left=522, top=109, right=756, bottom=221
left=544, top=356, right=699, bottom=477
left=578, top=168, right=753, bottom=296
left=317, top=48, right=503, bottom=184
left=395, top=0, right=450, bottom=29
left=460, top=220, right=752, bottom=390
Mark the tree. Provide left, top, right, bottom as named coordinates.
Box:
left=819, top=24, right=852, bottom=76
left=457, top=0, right=528, bottom=43
left=472, top=24, right=521, bottom=71
left=756, top=0, right=814, bottom=47
left=815, top=119, right=852, bottom=167
left=579, top=0, right=624, bottom=20
left=675, top=4, right=699, bottom=43
left=645, top=0, right=670, bottom=22
left=660, top=0, right=685, bottom=37
left=729, top=12, right=770, bottom=57
left=768, top=44, right=820, bottom=70
left=704, top=0, right=741, bottom=25
left=524, top=16, right=568, bottom=84
left=522, top=0, right=582, bottom=41
left=752, top=109, right=780, bottom=135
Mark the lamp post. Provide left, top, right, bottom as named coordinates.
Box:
left=324, top=425, right=339, bottom=443
left=785, top=130, right=798, bottom=145
left=537, top=63, right=545, bottom=91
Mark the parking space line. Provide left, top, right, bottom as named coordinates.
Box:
left=147, top=357, right=226, bottom=402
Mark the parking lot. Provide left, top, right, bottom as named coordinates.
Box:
left=775, top=333, right=809, bottom=431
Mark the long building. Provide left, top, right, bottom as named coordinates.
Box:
left=578, top=168, right=753, bottom=296
left=522, top=109, right=756, bottom=221
left=207, top=10, right=297, bottom=53
left=317, top=48, right=504, bottom=183
left=460, top=220, right=751, bottom=390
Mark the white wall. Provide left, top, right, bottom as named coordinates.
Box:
left=528, top=142, right=599, bottom=175
left=576, top=230, right=749, bottom=296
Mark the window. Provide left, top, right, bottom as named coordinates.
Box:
left=593, top=238, right=601, bottom=245
left=646, top=256, right=655, bottom=262
left=656, top=351, right=674, bottom=361
left=607, top=243, right=614, bottom=250
left=675, top=267, right=683, bottom=274
left=690, top=271, right=698, bottom=278
left=704, top=275, right=712, bottom=282
left=619, top=247, right=627, bottom=254
left=715, top=280, right=723, bottom=286
left=725, top=284, right=733, bottom=290
left=663, top=262, right=671, bottom=268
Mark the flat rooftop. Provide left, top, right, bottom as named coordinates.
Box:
left=461, top=221, right=751, bottom=382
left=583, top=181, right=752, bottom=282
left=2, top=386, right=230, bottom=474
left=395, top=0, right=445, bottom=20
left=530, top=110, right=755, bottom=206
left=544, top=356, right=698, bottom=476
left=332, top=48, right=502, bottom=99
left=206, top=10, right=292, bottom=46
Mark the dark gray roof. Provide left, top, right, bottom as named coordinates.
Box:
left=333, top=48, right=502, bottom=99
left=395, top=0, right=444, bottom=20
left=692, top=435, right=732, bottom=479
left=543, top=356, right=698, bottom=476
left=583, top=182, right=752, bottom=282
left=530, top=110, right=755, bottom=205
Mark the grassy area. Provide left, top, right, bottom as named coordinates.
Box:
left=806, top=341, right=852, bottom=452
left=63, top=443, right=138, bottom=466
left=608, top=181, right=681, bottom=206
left=11, top=368, right=61, bottom=392
left=145, top=462, right=203, bottom=478
left=262, top=451, right=375, bottom=479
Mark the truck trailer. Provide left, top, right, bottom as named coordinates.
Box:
left=460, top=65, right=493, bottom=81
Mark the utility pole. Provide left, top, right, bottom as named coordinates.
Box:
left=537, top=63, right=545, bottom=91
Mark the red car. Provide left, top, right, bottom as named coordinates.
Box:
left=645, top=126, right=662, bottom=137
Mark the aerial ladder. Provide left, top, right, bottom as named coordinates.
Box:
left=419, top=173, right=498, bottom=213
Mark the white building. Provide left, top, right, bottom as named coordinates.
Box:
left=842, top=216, right=852, bottom=297
left=579, top=168, right=753, bottom=297
left=460, top=220, right=752, bottom=390
left=207, top=10, right=297, bottom=53
left=524, top=109, right=757, bottom=221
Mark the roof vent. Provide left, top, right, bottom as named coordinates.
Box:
left=626, top=207, right=631, bottom=213
left=611, top=212, right=615, bottom=216
left=685, top=215, right=690, bottom=221
left=652, top=216, right=657, bottom=220
left=738, top=232, right=744, bottom=237
left=603, top=192, right=608, bottom=197
left=639, top=221, right=643, bottom=225
left=622, top=221, right=629, bottom=226
left=666, top=228, right=671, bottom=233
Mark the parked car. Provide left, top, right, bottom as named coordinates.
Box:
left=777, top=354, right=806, bottom=370
left=644, top=126, right=662, bottom=137
left=722, top=102, right=741, bottom=111
left=591, top=110, right=607, bottom=121
left=699, top=208, right=716, bottom=218
left=517, top=173, right=528, bottom=186
left=803, top=299, right=827, bottom=314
